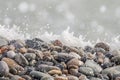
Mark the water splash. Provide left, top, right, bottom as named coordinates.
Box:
left=0, top=25, right=120, bottom=49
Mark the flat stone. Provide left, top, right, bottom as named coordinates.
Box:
left=6, top=50, right=16, bottom=58
left=48, top=69, right=62, bottom=75
left=30, top=71, right=50, bottom=79
left=102, top=66, right=120, bottom=75
left=79, top=67, right=94, bottom=76
left=0, top=61, right=9, bottom=76
left=85, top=60, right=102, bottom=73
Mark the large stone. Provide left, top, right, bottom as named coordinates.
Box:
left=37, top=64, right=60, bottom=72
left=79, top=67, right=94, bottom=76
left=24, top=53, right=36, bottom=61
left=0, top=61, right=9, bottom=76
left=30, top=71, right=50, bottom=79
left=6, top=50, right=16, bottom=59
left=2, top=58, right=24, bottom=75
left=102, top=66, right=120, bottom=75
left=95, top=42, right=110, bottom=51
left=85, top=60, right=102, bottom=73
left=14, top=53, right=29, bottom=66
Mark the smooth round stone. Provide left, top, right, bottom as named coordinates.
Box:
left=102, top=66, right=120, bottom=75
left=54, top=53, right=74, bottom=63
left=21, top=75, right=32, bottom=80
left=0, top=77, right=9, bottom=80
left=37, top=64, right=60, bottom=72
left=6, top=50, right=16, bottom=58
left=14, top=53, right=29, bottom=66
left=111, top=55, right=120, bottom=64
left=41, top=76, right=54, bottom=80
left=85, top=60, right=102, bottom=73
left=67, top=75, right=79, bottom=80
left=29, top=60, right=36, bottom=66
left=79, top=74, right=89, bottom=80
left=94, top=42, right=110, bottom=51
left=10, top=75, right=25, bottom=80
left=69, top=52, right=81, bottom=59
left=90, top=77, right=101, bottom=80
left=79, top=67, right=94, bottom=76
left=24, top=53, right=36, bottom=61
left=0, top=61, right=9, bottom=76
left=48, top=69, right=62, bottom=75
left=30, top=71, right=50, bottom=79
left=0, top=36, right=8, bottom=47
left=67, top=58, right=83, bottom=69
left=54, top=76, right=68, bottom=80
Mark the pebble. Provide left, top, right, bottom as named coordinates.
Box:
left=30, top=71, right=50, bottom=79
left=95, top=42, right=110, bottom=51
left=0, top=37, right=120, bottom=80
left=79, top=67, right=94, bottom=76
left=85, top=60, right=102, bottom=73
left=14, top=53, right=29, bottom=66
left=0, top=61, right=9, bottom=76
left=48, top=69, right=62, bottom=75
left=24, top=53, right=36, bottom=61
left=6, top=50, right=16, bottom=59
left=54, top=76, right=68, bottom=80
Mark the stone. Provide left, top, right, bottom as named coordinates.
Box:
left=69, top=52, right=81, bottom=59
left=54, top=53, right=74, bottom=63
left=102, top=66, right=120, bottom=75
left=24, top=53, right=36, bottom=61
left=79, top=67, right=94, bottom=76
left=19, top=47, right=27, bottom=54
left=67, top=75, right=79, bottom=80
left=67, top=58, right=83, bottom=69
left=14, top=53, right=29, bottom=66
left=2, top=58, right=24, bottom=75
left=48, top=70, right=62, bottom=75
left=0, top=61, right=9, bottom=76
left=95, top=42, right=110, bottom=51
left=90, top=77, right=101, bottom=80
left=41, top=76, right=54, bottom=80
left=37, top=64, right=60, bottom=72
left=52, top=40, right=63, bottom=47
left=21, top=75, right=32, bottom=80
left=6, top=50, right=16, bottom=58
left=10, top=75, right=25, bottom=80
left=30, top=71, right=50, bottom=79
left=111, top=55, right=120, bottom=65
left=54, top=76, right=68, bottom=80
left=85, top=60, right=102, bottom=73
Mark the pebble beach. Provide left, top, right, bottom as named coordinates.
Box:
left=0, top=36, right=120, bottom=80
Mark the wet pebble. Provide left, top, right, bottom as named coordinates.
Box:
left=0, top=61, right=9, bottom=76
left=6, top=50, right=16, bottom=59
left=79, top=67, right=94, bottom=76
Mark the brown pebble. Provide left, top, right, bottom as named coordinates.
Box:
left=48, top=70, right=62, bottom=75
left=95, top=42, right=110, bottom=51
left=62, top=69, right=68, bottom=75
left=54, top=76, right=68, bottom=80
left=0, top=46, right=8, bottom=53
left=115, top=77, right=120, bottom=80
left=67, top=58, right=83, bottom=69
left=19, top=47, right=27, bottom=53
left=79, top=75, right=87, bottom=80
left=8, top=45, right=15, bottom=51
left=53, top=40, right=63, bottom=47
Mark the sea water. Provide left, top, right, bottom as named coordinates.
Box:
left=0, top=0, right=120, bottom=49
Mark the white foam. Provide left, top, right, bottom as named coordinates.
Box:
left=0, top=25, right=120, bottom=49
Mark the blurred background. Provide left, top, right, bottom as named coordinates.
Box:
left=0, top=0, right=120, bottom=41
